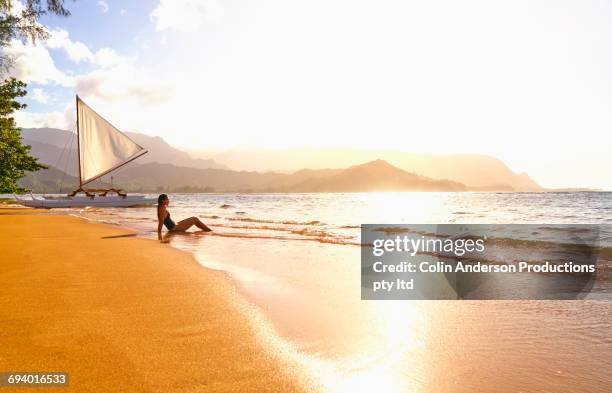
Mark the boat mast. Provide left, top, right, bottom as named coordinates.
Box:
left=75, top=95, right=82, bottom=189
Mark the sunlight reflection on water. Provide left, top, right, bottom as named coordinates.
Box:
left=74, top=192, right=612, bottom=393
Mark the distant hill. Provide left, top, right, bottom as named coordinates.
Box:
left=18, top=166, right=78, bottom=193
left=124, top=132, right=229, bottom=170
left=18, top=166, right=112, bottom=193
left=392, top=153, right=541, bottom=191
left=290, top=160, right=466, bottom=192
left=20, top=128, right=72, bottom=149
left=193, top=148, right=543, bottom=191
left=26, top=140, right=79, bottom=176
left=109, top=163, right=341, bottom=192
left=20, top=159, right=470, bottom=193
left=20, top=128, right=228, bottom=175
left=17, top=127, right=542, bottom=193
left=104, top=159, right=468, bottom=192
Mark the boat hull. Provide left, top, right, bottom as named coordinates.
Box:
left=14, top=194, right=157, bottom=208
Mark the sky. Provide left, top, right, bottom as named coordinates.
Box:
left=6, top=0, right=612, bottom=189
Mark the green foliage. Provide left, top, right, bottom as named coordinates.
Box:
left=0, top=0, right=70, bottom=42
left=0, top=1, right=71, bottom=192
left=0, top=77, right=47, bottom=193
left=0, top=1, right=70, bottom=69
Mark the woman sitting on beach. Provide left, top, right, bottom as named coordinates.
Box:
left=157, top=194, right=212, bottom=239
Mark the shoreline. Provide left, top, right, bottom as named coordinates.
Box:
left=4, top=196, right=611, bottom=393
left=0, top=207, right=316, bottom=392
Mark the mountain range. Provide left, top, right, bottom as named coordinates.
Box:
left=18, top=127, right=545, bottom=193
left=191, top=148, right=542, bottom=191
left=20, top=128, right=228, bottom=177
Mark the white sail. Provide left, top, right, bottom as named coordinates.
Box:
left=77, top=96, right=146, bottom=185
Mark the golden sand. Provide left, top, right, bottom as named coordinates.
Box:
left=0, top=208, right=312, bottom=392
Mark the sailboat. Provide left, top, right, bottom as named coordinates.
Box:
left=15, top=96, right=157, bottom=208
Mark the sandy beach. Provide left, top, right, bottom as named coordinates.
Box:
left=2, top=194, right=611, bottom=393
left=0, top=207, right=312, bottom=392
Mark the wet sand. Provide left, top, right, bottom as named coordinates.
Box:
left=0, top=208, right=314, bottom=392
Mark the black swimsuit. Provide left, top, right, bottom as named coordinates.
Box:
left=163, top=211, right=176, bottom=230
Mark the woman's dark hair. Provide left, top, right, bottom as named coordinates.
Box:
left=157, top=194, right=168, bottom=206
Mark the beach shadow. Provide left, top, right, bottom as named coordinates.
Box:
left=102, top=234, right=138, bottom=239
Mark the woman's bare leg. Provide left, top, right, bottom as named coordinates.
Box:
left=172, top=217, right=212, bottom=232
left=194, top=218, right=212, bottom=231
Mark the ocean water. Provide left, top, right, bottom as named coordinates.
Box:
left=78, top=191, right=612, bottom=243
left=62, top=192, right=612, bottom=392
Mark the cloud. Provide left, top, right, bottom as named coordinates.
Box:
left=7, top=16, right=160, bottom=132
left=46, top=28, right=93, bottom=63
left=44, top=29, right=134, bottom=67
left=75, top=64, right=173, bottom=105
left=15, top=107, right=73, bottom=130
left=45, top=28, right=134, bottom=67
left=97, top=1, right=109, bottom=14
left=14, top=61, right=173, bottom=131
left=31, top=88, right=50, bottom=104
left=120, top=9, right=128, bottom=16
left=150, top=0, right=223, bottom=32
left=91, top=47, right=134, bottom=68
left=4, top=39, right=74, bottom=86
left=4, top=27, right=136, bottom=89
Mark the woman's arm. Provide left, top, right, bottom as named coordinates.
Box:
left=157, top=205, right=166, bottom=240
